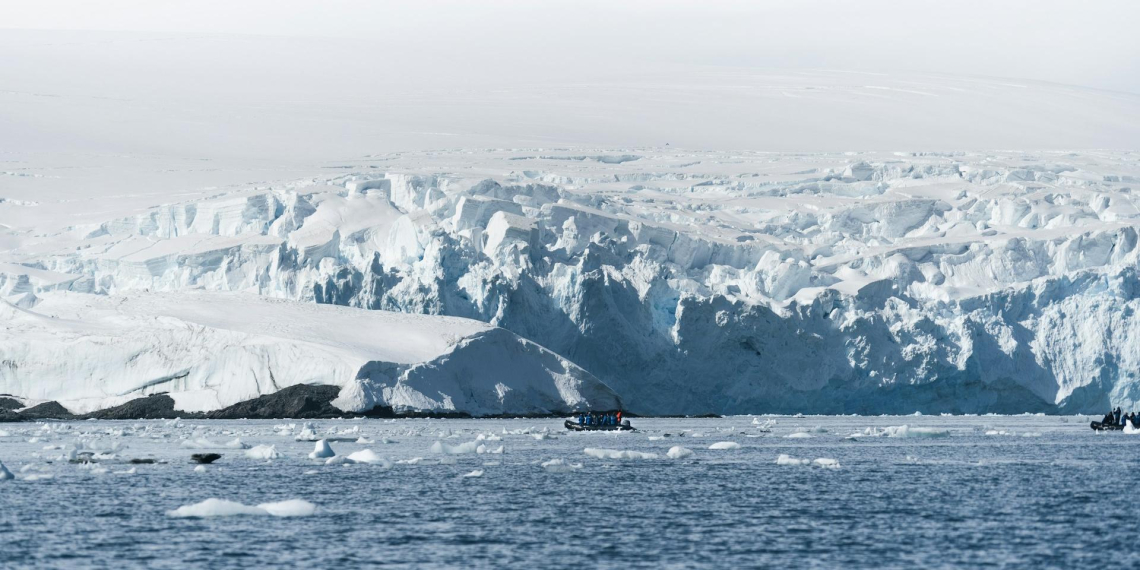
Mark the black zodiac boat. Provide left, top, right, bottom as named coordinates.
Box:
left=1091, top=421, right=1128, bottom=431
left=565, top=419, right=636, bottom=432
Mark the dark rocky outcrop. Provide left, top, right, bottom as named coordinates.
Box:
left=17, top=401, right=75, bottom=420
left=0, top=397, right=22, bottom=411
left=0, top=384, right=564, bottom=422
left=83, top=395, right=181, bottom=420
left=206, top=384, right=345, bottom=419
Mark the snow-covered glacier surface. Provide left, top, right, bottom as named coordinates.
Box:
left=4, top=149, right=1140, bottom=415
left=0, top=291, right=619, bottom=415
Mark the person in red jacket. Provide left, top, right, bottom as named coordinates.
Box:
left=616, top=410, right=623, bottom=425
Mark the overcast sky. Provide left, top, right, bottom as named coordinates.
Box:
left=3, top=0, right=1138, bottom=94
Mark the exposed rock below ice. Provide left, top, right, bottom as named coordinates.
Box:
left=207, top=386, right=344, bottom=420
left=15, top=401, right=73, bottom=421
left=86, top=395, right=180, bottom=420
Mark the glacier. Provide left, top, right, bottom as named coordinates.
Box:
left=0, top=291, right=620, bottom=415
left=4, top=148, right=1140, bottom=415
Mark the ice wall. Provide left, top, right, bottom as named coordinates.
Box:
left=5, top=149, right=1140, bottom=414
left=0, top=291, right=621, bottom=416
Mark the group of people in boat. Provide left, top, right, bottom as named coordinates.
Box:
left=576, top=410, right=623, bottom=427
left=1101, top=407, right=1140, bottom=428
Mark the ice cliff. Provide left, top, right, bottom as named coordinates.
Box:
left=0, top=291, right=619, bottom=415
left=3, top=149, right=1140, bottom=415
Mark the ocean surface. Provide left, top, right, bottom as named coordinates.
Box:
left=1, top=415, right=1138, bottom=569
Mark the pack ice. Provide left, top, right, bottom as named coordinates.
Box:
left=4, top=148, right=1140, bottom=415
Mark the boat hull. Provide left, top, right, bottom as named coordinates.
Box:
left=565, top=419, right=635, bottom=432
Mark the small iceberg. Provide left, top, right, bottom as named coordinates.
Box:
left=583, top=448, right=658, bottom=460
left=776, top=454, right=810, bottom=466
left=245, top=445, right=280, bottom=460
left=776, top=454, right=840, bottom=468
left=666, top=446, right=694, bottom=459
left=345, top=449, right=392, bottom=467
left=430, top=441, right=479, bottom=455
left=166, top=498, right=316, bottom=518
left=541, top=459, right=583, bottom=472
left=708, top=441, right=740, bottom=450
left=295, top=423, right=319, bottom=442
left=309, top=440, right=335, bottom=459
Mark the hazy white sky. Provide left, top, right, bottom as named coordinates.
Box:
left=3, top=0, right=1139, bottom=93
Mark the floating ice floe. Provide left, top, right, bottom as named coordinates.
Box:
left=295, top=423, right=319, bottom=442
left=666, top=446, right=694, bottom=459
left=708, top=441, right=740, bottom=450
left=857, top=425, right=949, bottom=438
left=166, top=498, right=316, bottom=518
left=462, top=469, right=484, bottom=478
left=244, top=445, right=280, bottom=460
left=583, top=448, right=659, bottom=460
left=345, top=449, right=391, bottom=467
left=812, top=458, right=841, bottom=469
left=541, top=459, right=583, bottom=472
left=309, top=440, right=335, bottom=459
left=776, top=454, right=810, bottom=466
left=181, top=437, right=248, bottom=450
left=430, top=441, right=479, bottom=455
left=776, top=454, right=841, bottom=468
left=784, top=432, right=813, bottom=439
left=476, top=444, right=504, bottom=455
left=193, top=465, right=207, bottom=473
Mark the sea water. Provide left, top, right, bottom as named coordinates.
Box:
left=1, top=415, right=1138, bottom=568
